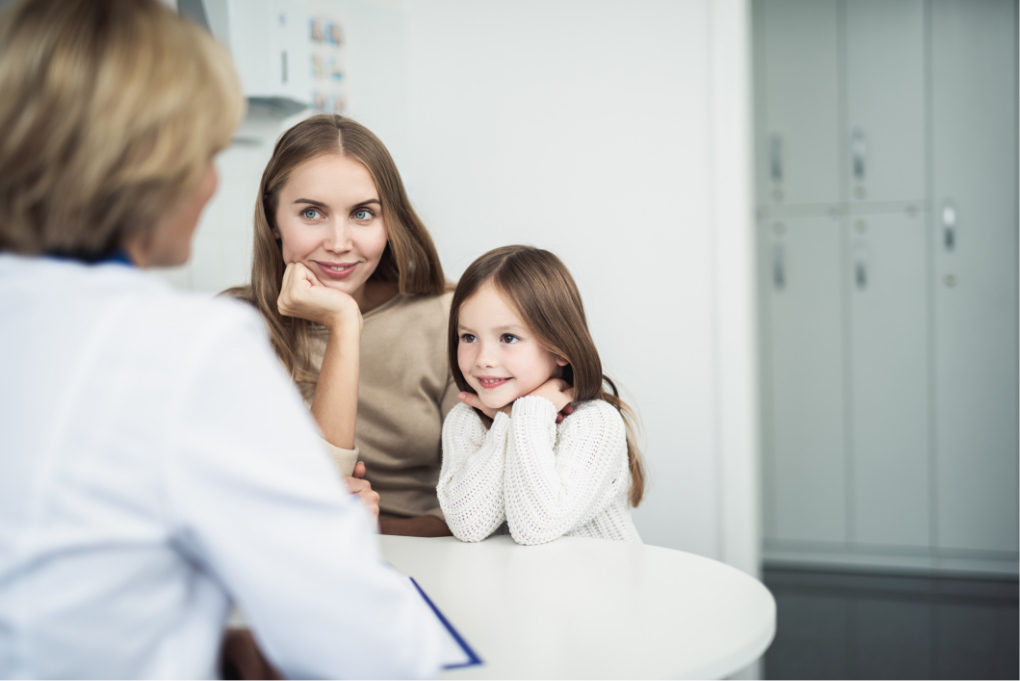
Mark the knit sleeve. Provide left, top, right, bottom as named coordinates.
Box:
left=437, top=403, right=510, bottom=542
left=504, top=397, right=628, bottom=546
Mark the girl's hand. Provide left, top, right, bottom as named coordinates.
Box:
left=344, top=461, right=380, bottom=517
left=528, top=378, right=576, bottom=414
left=278, top=262, right=363, bottom=333
left=458, top=391, right=511, bottom=420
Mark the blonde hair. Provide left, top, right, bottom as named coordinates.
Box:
left=448, top=245, right=647, bottom=506
left=227, top=114, right=446, bottom=396
left=0, top=0, right=244, bottom=259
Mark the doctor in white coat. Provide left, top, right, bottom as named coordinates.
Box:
left=0, top=0, right=443, bottom=678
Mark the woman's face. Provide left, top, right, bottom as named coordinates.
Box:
left=128, top=161, right=218, bottom=268
left=273, top=154, right=388, bottom=307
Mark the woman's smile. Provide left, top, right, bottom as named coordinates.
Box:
left=313, top=260, right=358, bottom=279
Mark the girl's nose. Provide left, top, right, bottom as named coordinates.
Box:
left=475, top=343, right=497, bottom=368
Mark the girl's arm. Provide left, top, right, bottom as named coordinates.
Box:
left=436, top=402, right=511, bottom=542
left=504, top=396, right=627, bottom=546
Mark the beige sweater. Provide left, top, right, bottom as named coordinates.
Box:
left=308, top=292, right=459, bottom=520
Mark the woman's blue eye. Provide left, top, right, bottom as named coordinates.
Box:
left=501, top=334, right=519, bottom=344
left=302, top=208, right=320, bottom=220
left=353, top=208, right=373, bottom=220
left=460, top=333, right=476, bottom=343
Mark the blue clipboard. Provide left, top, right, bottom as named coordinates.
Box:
left=409, top=577, right=483, bottom=670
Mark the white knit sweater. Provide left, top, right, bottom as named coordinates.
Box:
left=438, top=396, right=642, bottom=545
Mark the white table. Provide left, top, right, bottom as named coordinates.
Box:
left=379, top=535, right=776, bottom=680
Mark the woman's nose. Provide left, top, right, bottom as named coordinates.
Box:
left=324, top=220, right=352, bottom=252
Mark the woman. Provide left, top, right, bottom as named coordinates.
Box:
left=0, top=0, right=442, bottom=677
left=229, top=115, right=457, bottom=537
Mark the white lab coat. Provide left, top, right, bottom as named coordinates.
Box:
left=0, top=254, right=443, bottom=679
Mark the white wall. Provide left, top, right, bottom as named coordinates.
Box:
left=399, top=0, right=758, bottom=571
left=173, top=0, right=759, bottom=576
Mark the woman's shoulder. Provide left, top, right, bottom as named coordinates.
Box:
left=371, top=290, right=453, bottom=327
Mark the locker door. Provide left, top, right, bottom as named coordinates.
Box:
left=758, top=0, right=841, bottom=206
left=845, top=0, right=927, bottom=204
left=848, top=211, right=930, bottom=548
left=930, top=0, right=1019, bottom=554
left=765, top=215, right=847, bottom=543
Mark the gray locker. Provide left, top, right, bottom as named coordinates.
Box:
left=845, top=0, right=927, bottom=203
left=848, top=211, right=931, bottom=548
left=930, top=0, right=1019, bottom=554
left=756, top=0, right=1019, bottom=574
left=764, top=215, right=847, bottom=543
left=757, top=0, right=841, bottom=207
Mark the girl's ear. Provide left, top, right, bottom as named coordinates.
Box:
left=556, top=356, right=569, bottom=367
left=271, top=225, right=281, bottom=239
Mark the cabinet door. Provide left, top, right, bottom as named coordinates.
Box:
left=930, top=0, right=1019, bottom=554
left=758, top=0, right=841, bottom=206
left=845, top=0, right=927, bottom=204
left=848, top=212, right=930, bottom=548
left=764, top=215, right=847, bottom=543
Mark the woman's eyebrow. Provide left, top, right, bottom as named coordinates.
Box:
left=292, top=198, right=327, bottom=207
left=353, top=199, right=382, bottom=208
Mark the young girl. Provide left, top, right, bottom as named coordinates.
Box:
left=437, top=245, right=646, bottom=545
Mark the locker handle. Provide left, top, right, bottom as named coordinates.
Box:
left=769, top=134, right=782, bottom=183
left=851, top=129, right=866, bottom=182
left=854, top=240, right=868, bottom=289
left=942, top=200, right=957, bottom=251
left=773, top=242, right=785, bottom=290
left=281, top=51, right=288, bottom=84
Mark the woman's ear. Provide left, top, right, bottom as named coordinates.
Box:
left=556, top=356, right=569, bottom=367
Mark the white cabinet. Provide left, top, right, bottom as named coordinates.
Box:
left=756, top=0, right=840, bottom=207
left=182, top=0, right=310, bottom=115
left=848, top=211, right=930, bottom=549
left=763, top=215, right=846, bottom=544
left=845, top=0, right=926, bottom=203
left=930, top=0, right=1019, bottom=555
left=756, top=0, right=1018, bottom=575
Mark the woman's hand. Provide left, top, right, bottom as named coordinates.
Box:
left=344, top=462, right=380, bottom=518
left=277, top=262, right=362, bottom=333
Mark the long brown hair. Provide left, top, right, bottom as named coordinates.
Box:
left=448, top=245, right=646, bottom=506
left=227, top=115, right=445, bottom=395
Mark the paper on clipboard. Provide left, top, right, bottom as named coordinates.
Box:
left=408, top=577, right=483, bottom=670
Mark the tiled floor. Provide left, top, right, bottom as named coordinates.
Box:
left=762, top=568, right=1019, bottom=680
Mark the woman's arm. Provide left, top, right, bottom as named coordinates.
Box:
left=277, top=262, right=363, bottom=450
left=435, top=403, right=511, bottom=542
left=309, top=319, right=360, bottom=449
left=503, top=396, right=627, bottom=546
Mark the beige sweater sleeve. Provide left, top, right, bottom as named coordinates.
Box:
left=320, top=437, right=360, bottom=478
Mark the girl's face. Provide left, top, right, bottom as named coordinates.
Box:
left=457, top=282, right=568, bottom=411
left=273, top=153, right=388, bottom=308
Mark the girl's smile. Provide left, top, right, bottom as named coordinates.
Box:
left=457, top=282, right=567, bottom=411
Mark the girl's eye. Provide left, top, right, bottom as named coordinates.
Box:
left=501, top=334, right=519, bottom=344
left=302, top=208, right=321, bottom=220
left=353, top=208, right=374, bottom=220
left=460, top=333, right=476, bottom=343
